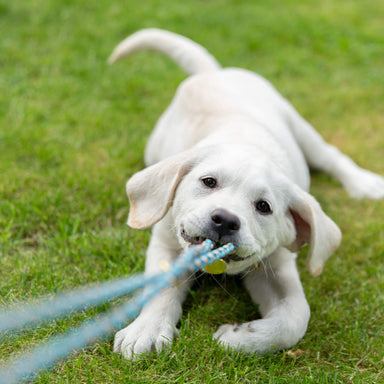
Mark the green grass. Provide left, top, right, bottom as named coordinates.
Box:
left=1, top=0, right=384, bottom=382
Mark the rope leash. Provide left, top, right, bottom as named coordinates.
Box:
left=0, top=240, right=234, bottom=384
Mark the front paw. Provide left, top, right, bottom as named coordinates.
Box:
left=213, top=320, right=300, bottom=355
left=213, top=323, right=258, bottom=354
left=114, top=317, right=178, bottom=360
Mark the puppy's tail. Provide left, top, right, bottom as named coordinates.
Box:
left=108, top=28, right=221, bottom=76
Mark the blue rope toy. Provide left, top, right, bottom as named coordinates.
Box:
left=0, top=240, right=235, bottom=384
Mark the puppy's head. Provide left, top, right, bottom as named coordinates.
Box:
left=126, top=145, right=341, bottom=276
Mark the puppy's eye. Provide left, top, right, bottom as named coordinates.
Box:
left=201, top=176, right=217, bottom=189
left=255, top=200, right=273, bottom=215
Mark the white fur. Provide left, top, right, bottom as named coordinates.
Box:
left=110, top=29, right=384, bottom=359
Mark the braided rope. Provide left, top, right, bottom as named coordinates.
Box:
left=0, top=240, right=234, bottom=384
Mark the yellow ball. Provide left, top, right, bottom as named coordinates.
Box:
left=203, top=259, right=227, bottom=274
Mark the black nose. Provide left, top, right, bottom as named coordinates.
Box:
left=210, top=208, right=241, bottom=238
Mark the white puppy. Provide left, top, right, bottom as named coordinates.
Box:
left=109, top=29, right=384, bottom=359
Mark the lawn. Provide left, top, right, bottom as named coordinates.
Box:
left=1, top=0, right=383, bottom=382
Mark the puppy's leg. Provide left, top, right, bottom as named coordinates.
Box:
left=114, top=225, right=191, bottom=360
left=287, top=108, right=384, bottom=199
left=213, top=248, right=310, bottom=354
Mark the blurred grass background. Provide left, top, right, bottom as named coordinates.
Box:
left=0, top=0, right=383, bottom=382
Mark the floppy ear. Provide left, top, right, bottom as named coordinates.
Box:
left=126, top=150, right=196, bottom=229
left=286, top=184, right=342, bottom=276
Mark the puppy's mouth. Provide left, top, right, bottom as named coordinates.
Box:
left=181, top=229, right=207, bottom=246
left=180, top=229, right=248, bottom=263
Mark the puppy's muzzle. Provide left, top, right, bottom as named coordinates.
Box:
left=209, top=208, right=241, bottom=241
left=180, top=208, right=241, bottom=248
